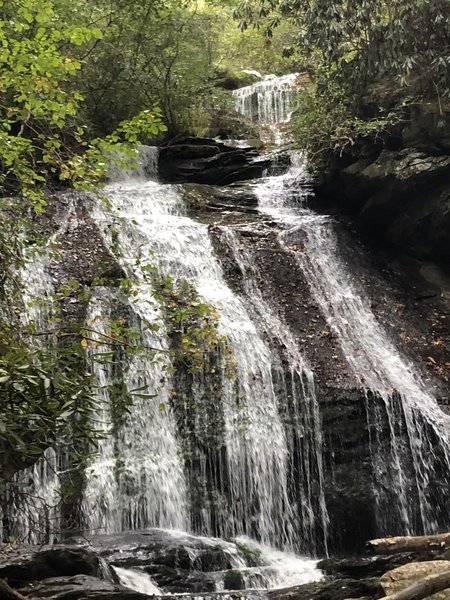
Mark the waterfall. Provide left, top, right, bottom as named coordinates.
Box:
left=82, top=287, right=188, bottom=533
left=233, top=74, right=300, bottom=124
left=85, top=174, right=329, bottom=553
left=218, top=228, right=329, bottom=554
left=5, top=72, right=449, bottom=559
left=3, top=257, right=62, bottom=544
left=90, top=180, right=295, bottom=547
left=108, top=145, right=159, bottom=183
left=253, top=155, right=450, bottom=535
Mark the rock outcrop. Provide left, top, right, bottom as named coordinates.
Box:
left=212, top=69, right=262, bottom=91
left=206, top=109, right=261, bottom=140
left=314, top=107, right=450, bottom=268
left=380, top=561, right=450, bottom=600
left=158, top=137, right=269, bottom=185
left=338, top=150, right=450, bottom=265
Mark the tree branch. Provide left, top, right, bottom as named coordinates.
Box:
left=367, top=533, right=450, bottom=555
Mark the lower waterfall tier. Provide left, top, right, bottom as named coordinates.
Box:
left=3, top=156, right=449, bottom=556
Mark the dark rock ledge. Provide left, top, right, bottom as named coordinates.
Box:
left=158, top=137, right=270, bottom=185
left=2, top=533, right=450, bottom=599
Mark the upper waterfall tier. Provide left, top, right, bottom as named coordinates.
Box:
left=233, top=74, right=300, bottom=124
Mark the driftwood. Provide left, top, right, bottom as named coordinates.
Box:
left=0, top=579, right=29, bottom=600
left=382, top=569, right=450, bottom=600
left=367, top=533, right=450, bottom=555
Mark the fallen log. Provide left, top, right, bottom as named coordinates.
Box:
left=367, top=533, right=450, bottom=555
left=382, top=569, right=450, bottom=600
left=0, top=579, right=29, bottom=600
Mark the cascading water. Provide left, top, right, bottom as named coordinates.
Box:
left=2, top=253, right=62, bottom=544
left=89, top=177, right=315, bottom=552
left=233, top=74, right=300, bottom=125
left=234, top=75, right=450, bottom=536
left=82, top=287, right=188, bottom=533
left=114, top=566, right=162, bottom=595
left=108, top=144, right=159, bottom=183
left=5, top=72, right=449, bottom=580
left=218, top=228, right=329, bottom=554
left=254, top=157, right=450, bottom=533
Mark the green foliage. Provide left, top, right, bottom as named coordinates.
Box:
left=0, top=0, right=167, bottom=204
left=153, top=275, right=233, bottom=374
left=235, top=0, right=450, bottom=101
left=0, top=319, right=98, bottom=483
left=0, top=0, right=168, bottom=488
left=235, top=0, right=449, bottom=164
left=234, top=539, right=264, bottom=566
left=211, top=1, right=299, bottom=75
left=0, top=0, right=96, bottom=204
left=290, top=84, right=404, bottom=168
left=77, top=0, right=228, bottom=136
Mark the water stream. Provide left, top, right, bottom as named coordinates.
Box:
left=233, top=80, right=450, bottom=535
left=88, top=176, right=319, bottom=553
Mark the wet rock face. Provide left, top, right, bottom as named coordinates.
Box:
left=89, top=530, right=237, bottom=593
left=158, top=137, right=270, bottom=185
left=402, top=103, right=450, bottom=154
left=202, top=185, right=450, bottom=554
left=18, top=575, right=126, bottom=600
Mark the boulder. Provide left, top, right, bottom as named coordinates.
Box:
left=402, top=103, right=450, bottom=154
left=318, top=552, right=449, bottom=580
left=213, top=69, right=262, bottom=91
left=0, top=546, right=115, bottom=587
left=17, top=575, right=135, bottom=600
left=206, top=109, right=261, bottom=140
left=87, top=530, right=242, bottom=593
left=182, top=182, right=258, bottom=214
left=222, top=570, right=245, bottom=590
left=267, top=578, right=384, bottom=600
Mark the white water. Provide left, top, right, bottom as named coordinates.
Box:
left=233, top=74, right=300, bottom=124
left=3, top=255, right=61, bottom=544
left=231, top=537, right=322, bottom=590
left=114, top=566, right=162, bottom=595
left=82, top=287, right=188, bottom=533
left=220, top=228, right=329, bottom=554
left=253, top=154, right=450, bottom=533
left=111, top=529, right=322, bottom=593
left=232, top=73, right=450, bottom=533
left=89, top=178, right=299, bottom=550
left=5, top=72, right=449, bottom=566
left=109, top=145, right=159, bottom=183
left=86, top=75, right=449, bottom=546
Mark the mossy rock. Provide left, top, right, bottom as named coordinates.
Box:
left=207, top=109, right=261, bottom=140
left=213, top=68, right=261, bottom=91
left=223, top=569, right=245, bottom=590
left=234, top=540, right=264, bottom=567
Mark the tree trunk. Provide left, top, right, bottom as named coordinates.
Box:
left=367, top=533, right=450, bottom=555
left=382, top=570, right=450, bottom=600
left=0, top=579, right=29, bottom=600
